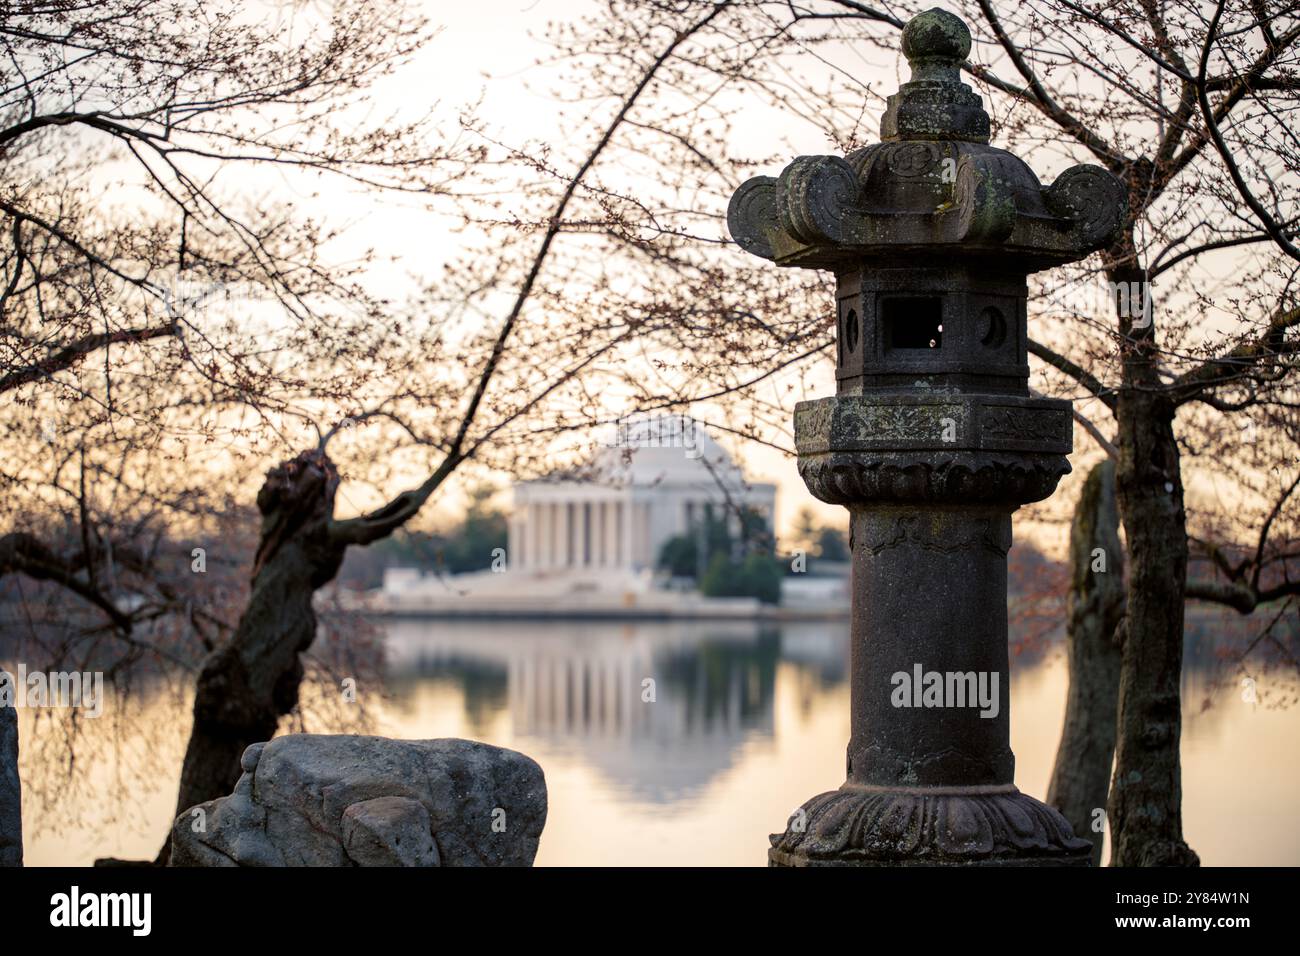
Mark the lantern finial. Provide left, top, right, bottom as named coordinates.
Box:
left=881, top=8, right=989, bottom=143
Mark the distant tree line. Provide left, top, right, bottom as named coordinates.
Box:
left=656, top=506, right=852, bottom=605
left=339, top=485, right=508, bottom=589
left=656, top=506, right=783, bottom=604
left=788, top=509, right=850, bottom=567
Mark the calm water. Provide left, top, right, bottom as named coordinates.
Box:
left=21, top=618, right=1300, bottom=866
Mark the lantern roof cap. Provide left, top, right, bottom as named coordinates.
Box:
left=727, top=8, right=1127, bottom=271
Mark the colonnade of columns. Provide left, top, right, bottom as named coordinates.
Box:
left=511, top=498, right=652, bottom=570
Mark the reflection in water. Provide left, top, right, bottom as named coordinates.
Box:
left=385, top=623, right=795, bottom=804
left=21, top=618, right=1300, bottom=866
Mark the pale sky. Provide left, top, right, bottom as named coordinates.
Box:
left=278, top=0, right=865, bottom=539
left=247, top=1, right=1220, bottom=554
left=42, top=1, right=1271, bottom=555
left=331, top=0, right=1109, bottom=549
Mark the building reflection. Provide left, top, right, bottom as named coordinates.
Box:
left=382, top=620, right=848, bottom=801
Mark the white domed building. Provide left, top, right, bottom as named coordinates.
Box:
left=379, top=416, right=778, bottom=617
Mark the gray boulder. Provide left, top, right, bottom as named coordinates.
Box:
left=0, top=701, right=19, bottom=867
left=342, top=796, right=441, bottom=867
left=170, top=735, right=546, bottom=867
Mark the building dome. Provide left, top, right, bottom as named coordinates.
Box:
left=589, top=415, right=746, bottom=491
left=511, top=416, right=775, bottom=575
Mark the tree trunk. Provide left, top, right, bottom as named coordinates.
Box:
left=164, top=451, right=345, bottom=858
left=1107, top=257, right=1199, bottom=867
left=1, top=699, right=20, bottom=866
left=1047, top=459, right=1125, bottom=866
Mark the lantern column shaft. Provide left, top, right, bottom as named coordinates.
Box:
left=848, top=505, right=1014, bottom=788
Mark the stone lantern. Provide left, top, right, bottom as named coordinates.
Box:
left=727, top=7, right=1126, bottom=866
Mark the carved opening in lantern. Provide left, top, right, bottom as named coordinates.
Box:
left=882, top=297, right=943, bottom=351
left=839, top=305, right=859, bottom=364
left=979, top=306, right=1007, bottom=349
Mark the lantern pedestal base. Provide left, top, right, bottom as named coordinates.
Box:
left=768, top=783, right=1091, bottom=867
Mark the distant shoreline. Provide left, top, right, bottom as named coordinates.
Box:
left=350, top=606, right=850, bottom=623
left=332, top=595, right=849, bottom=623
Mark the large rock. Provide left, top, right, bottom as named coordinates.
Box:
left=170, top=735, right=546, bottom=867
left=0, top=701, right=19, bottom=867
